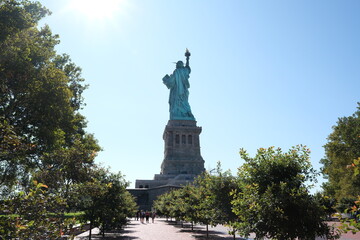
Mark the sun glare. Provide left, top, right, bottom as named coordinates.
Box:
left=68, top=0, right=124, bottom=21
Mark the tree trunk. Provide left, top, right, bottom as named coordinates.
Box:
left=191, top=222, right=194, bottom=231
left=206, top=224, right=209, bottom=239
left=88, top=220, right=92, bottom=240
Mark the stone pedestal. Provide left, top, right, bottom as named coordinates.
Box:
left=129, top=120, right=205, bottom=210
left=160, top=120, right=205, bottom=175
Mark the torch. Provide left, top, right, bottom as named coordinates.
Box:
left=185, top=48, right=191, bottom=66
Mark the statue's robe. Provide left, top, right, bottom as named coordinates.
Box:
left=163, top=66, right=195, bottom=120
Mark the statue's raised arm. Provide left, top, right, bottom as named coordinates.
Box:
left=185, top=48, right=190, bottom=68
left=162, top=49, right=195, bottom=121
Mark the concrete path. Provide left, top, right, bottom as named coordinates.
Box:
left=75, top=218, right=360, bottom=240
left=75, top=218, right=244, bottom=240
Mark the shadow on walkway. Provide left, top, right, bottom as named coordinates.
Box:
left=76, top=218, right=249, bottom=240
left=77, top=233, right=139, bottom=240
left=76, top=228, right=139, bottom=240
left=165, top=220, right=247, bottom=240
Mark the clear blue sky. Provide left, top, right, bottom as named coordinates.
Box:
left=38, top=0, right=360, bottom=191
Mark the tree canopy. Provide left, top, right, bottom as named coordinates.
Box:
left=321, top=103, right=360, bottom=201
left=153, top=147, right=337, bottom=240
left=0, top=1, right=136, bottom=238
left=231, top=145, right=335, bottom=240
left=0, top=0, right=100, bottom=195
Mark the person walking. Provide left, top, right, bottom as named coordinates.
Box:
left=145, top=211, right=150, bottom=223
left=151, top=211, right=156, bottom=223
left=140, top=210, right=145, bottom=224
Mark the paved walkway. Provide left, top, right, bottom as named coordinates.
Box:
left=75, top=218, right=244, bottom=240
left=75, top=218, right=360, bottom=240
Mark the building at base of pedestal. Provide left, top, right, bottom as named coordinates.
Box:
left=128, top=120, right=205, bottom=211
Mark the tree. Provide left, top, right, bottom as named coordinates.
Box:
left=179, top=184, right=201, bottom=230
left=0, top=181, right=76, bottom=239
left=190, top=166, right=239, bottom=238
left=0, top=0, right=52, bottom=194
left=74, top=167, right=137, bottom=239
left=95, top=171, right=137, bottom=236
left=0, top=119, right=31, bottom=197
left=321, top=103, right=360, bottom=201
left=0, top=0, right=101, bottom=195
left=153, top=166, right=239, bottom=238
left=337, top=158, right=360, bottom=234
left=166, top=187, right=189, bottom=223
left=199, top=164, right=239, bottom=238
left=153, top=190, right=176, bottom=219
left=165, top=184, right=200, bottom=226
left=231, top=145, right=337, bottom=240
left=73, top=177, right=107, bottom=240
left=0, top=1, right=103, bottom=238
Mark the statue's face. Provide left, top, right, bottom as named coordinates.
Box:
left=176, top=61, right=184, bottom=68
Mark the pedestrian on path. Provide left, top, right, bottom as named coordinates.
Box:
left=145, top=211, right=150, bottom=223
left=140, top=210, right=145, bottom=223
left=151, top=211, right=156, bottom=223
left=136, top=210, right=140, bottom=221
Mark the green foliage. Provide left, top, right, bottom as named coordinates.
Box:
left=153, top=189, right=179, bottom=219
left=0, top=0, right=103, bottom=234
left=0, top=181, right=76, bottom=239
left=337, top=197, right=360, bottom=234
left=190, top=176, right=215, bottom=226
left=191, top=164, right=238, bottom=229
left=0, top=0, right=55, bottom=195
left=337, top=157, right=360, bottom=234
left=0, top=119, right=31, bottom=197
left=313, top=192, right=337, bottom=220
left=336, top=197, right=357, bottom=213
left=0, top=0, right=50, bottom=41
left=0, top=1, right=136, bottom=238
left=153, top=164, right=239, bottom=237
left=153, top=149, right=340, bottom=239
left=33, top=133, right=101, bottom=196
left=74, top=167, right=137, bottom=237
left=0, top=0, right=101, bottom=195
left=321, top=103, right=360, bottom=200
left=163, top=187, right=190, bottom=222
left=321, top=103, right=360, bottom=236
left=231, top=145, right=337, bottom=240
left=204, top=163, right=238, bottom=225
left=180, top=184, right=201, bottom=224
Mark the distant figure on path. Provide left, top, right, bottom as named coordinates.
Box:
left=163, top=49, right=195, bottom=121
left=140, top=210, right=145, bottom=223
left=145, top=211, right=150, bottom=223
left=136, top=210, right=140, bottom=221
left=151, top=211, right=156, bottom=223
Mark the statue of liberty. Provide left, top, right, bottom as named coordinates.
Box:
left=162, top=49, right=195, bottom=121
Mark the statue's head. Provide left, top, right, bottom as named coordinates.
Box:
left=176, top=61, right=184, bottom=69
